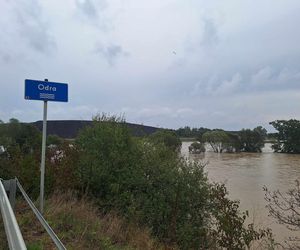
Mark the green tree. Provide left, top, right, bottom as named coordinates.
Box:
left=224, top=132, right=243, bottom=153
left=188, top=141, right=206, bottom=153
left=0, top=118, right=41, bottom=153
left=176, top=126, right=210, bottom=139
left=75, top=114, right=139, bottom=208
left=176, top=126, right=192, bottom=137
left=270, top=119, right=300, bottom=153
left=202, top=130, right=229, bottom=153
left=149, top=129, right=182, bottom=152
left=239, top=126, right=266, bottom=152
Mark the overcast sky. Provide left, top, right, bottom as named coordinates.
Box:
left=1, top=0, right=300, bottom=131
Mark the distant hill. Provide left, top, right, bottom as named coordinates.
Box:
left=31, top=120, right=160, bottom=139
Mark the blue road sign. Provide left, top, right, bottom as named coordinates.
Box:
left=25, top=79, right=68, bottom=102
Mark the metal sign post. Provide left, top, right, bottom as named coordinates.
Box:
left=25, top=78, right=68, bottom=214
left=40, top=79, right=48, bottom=213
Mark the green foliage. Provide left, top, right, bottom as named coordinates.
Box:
left=47, top=134, right=63, bottom=146
left=270, top=119, right=300, bottom=153
left=209, top=183, right=272, bottom=249
left=239, top=126, right=266, bottom=152
left=0, top=118, right=41, bottom=153
left=47, top=142, right=79, bottom=192
left=202, top=130, right=229, bottom=153
left=0, top=119, right=62, bottom=198
left=224, top=132, right=243, bottom=153
left=176, top=126, right=210, bottom=140
left=188, top=141, right=206, bottom=153
left=75, top=119, right=211, bottom=248
left=149, top=129, right=182, bottom=152
left=201, top=126, right=266, bottom=154
left=75, top=114, right=138, bottom=208
left=0, top=119, right=43, bottom=197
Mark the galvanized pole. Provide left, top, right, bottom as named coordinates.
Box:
left=40, top=79, right=48, bottom=214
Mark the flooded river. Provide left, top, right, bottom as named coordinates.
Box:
left=181, top=142, right=300, bottom=243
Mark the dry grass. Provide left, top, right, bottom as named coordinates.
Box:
left=0, top=191, right=170, bottom=250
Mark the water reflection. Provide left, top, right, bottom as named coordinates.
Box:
left=181, top=142, right=300, bottom=243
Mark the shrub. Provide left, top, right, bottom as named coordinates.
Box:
left=188, top=141, right=206, bottom=153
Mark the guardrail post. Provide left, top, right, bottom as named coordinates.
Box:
left=3, top=179, right=17, bottom=210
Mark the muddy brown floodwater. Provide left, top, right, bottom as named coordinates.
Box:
left=181, top=142, right=300, bottom=244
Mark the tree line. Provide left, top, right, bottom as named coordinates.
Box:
left=177, top=119, right=300, bottom=154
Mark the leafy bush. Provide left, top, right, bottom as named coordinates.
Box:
left=188, top=141, right=206, bottom=153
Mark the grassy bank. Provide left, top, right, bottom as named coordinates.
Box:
left=0, top=192, right=167, bottom=250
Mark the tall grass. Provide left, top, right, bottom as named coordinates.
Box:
left=1, top=192, right=168, bottom=250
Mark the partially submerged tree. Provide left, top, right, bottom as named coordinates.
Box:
left=202, top=130, right=229, bottom=153
left=239, top=126, right=266, bottom=152
left=270, top=119, right=300, bottom=153
left=224, top=132, right=243, bottom=153
left=188, top=141, right=206, bottom=153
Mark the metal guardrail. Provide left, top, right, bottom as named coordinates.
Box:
left=0, top=179, right=27, bottom=250
left=0, top=178, right=66, bottom=250
left=16, top=178, right=66, bottom=250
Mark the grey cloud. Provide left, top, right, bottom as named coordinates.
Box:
left=214, top=73, right=242, bottom=95
left=95, top=43, right=128, bottom=66
left=14, top=0, right=56, bottom=53
left=0, top=52, right=12, bottom=63
left=201, top=18, right=218, bottom=46
left=251, top=66, right=274, bottom=86
left=75, top=0, right=98, bottom=19
left=250, top=66, right=300, bottom=90
left=189, top=64, right=300, bottom=99
left=183, top=17, right=219, bottom=55
left=75, top=0, right=108, bottom=29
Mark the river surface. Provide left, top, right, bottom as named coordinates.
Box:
left=181, top=142, right=300, bottom=243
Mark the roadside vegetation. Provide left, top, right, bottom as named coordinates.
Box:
left=1, top=192, right=163, bottom=250
left=0, top=116, right=284, bottom=249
